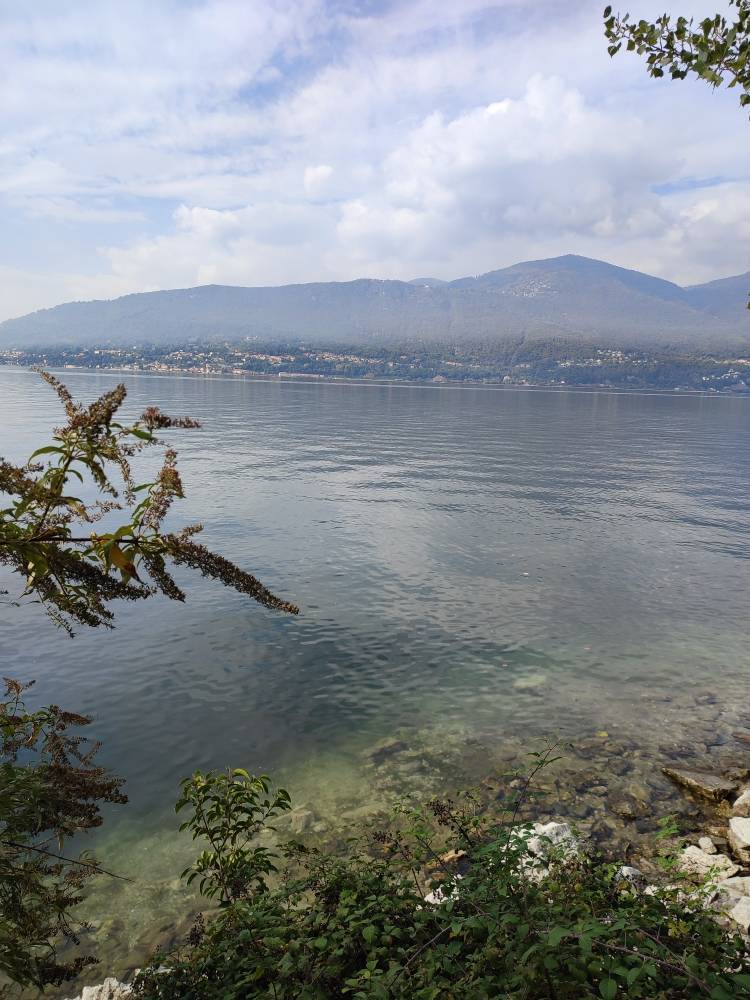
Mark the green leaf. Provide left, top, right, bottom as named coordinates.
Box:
left=362, top=925, right=377, bottom=945
left=546, top=926, right=569, bottom=948
left=599, top=979, right=617, bottom=1000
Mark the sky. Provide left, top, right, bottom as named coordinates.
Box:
left=0, top=0, right=748, bottom=321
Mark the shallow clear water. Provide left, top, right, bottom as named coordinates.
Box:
left=2, top=368, right=750, bottom=983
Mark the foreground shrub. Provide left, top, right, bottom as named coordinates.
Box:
left=0, top=679, right=126, bottom=992
left=134, top=757, right=750, bottom=1000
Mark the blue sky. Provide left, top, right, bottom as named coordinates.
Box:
left=0, top=0, right=748, bottom=320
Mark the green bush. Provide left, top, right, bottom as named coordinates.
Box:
left=134, top=755, right=750, bottom=1000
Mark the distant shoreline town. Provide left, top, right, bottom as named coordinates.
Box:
left=2, top=340, right=750, bottom=394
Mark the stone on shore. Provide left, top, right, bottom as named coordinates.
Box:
left=732, top=786, right=750, bottom=818
left=728, top=816, right=750, bottom=864
left=678, top=845, right=739, bottom=880
left=614, top=866, right=647, bottom=890
left=729, top=896, right=750, bottom=934
left=716, top=876, right=750, bottom=897
left=662, top=767, right=738, bottom=802
left=65, top=979, right=131, bottom=1000
left=424, top=874, right=463, bottom=905
left=698, top=836, right=717, bottom=854
left=526, top=821, right=579, bottom=861
left=707, top=877, right=750, bottom=936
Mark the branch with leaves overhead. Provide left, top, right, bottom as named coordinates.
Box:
left=603, top=2, right=750, bottom=314
left=0, top=370, right=299, bottom=633
left=603, top=1, right=750, bottom=110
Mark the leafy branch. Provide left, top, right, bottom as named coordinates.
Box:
left=603, top=2, right=750, bottom=111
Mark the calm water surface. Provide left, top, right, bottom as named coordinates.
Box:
left=2, top=368, right=749, bottom=978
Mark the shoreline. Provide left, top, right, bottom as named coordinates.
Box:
left=2, top=360, right=748, bottom=400
left=61, top=736, right=750, bottom=1000
left=47, top=701, right=750, bottom=998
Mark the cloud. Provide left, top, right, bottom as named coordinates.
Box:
left=303, top=164, right=334, bottom=195
left=0, top=0, right=748, bottom=321
left=334, top=76, right=673, bottom=260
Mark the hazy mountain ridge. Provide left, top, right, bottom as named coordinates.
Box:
left=2, top=254, right=748, bottom=349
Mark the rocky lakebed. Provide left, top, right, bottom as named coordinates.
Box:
left=61, top=696, right=750, bottom=1000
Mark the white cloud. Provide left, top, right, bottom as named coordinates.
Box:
left=0, top=0, right=748, bottom=321
left=303, top=164, right=333, bottom=195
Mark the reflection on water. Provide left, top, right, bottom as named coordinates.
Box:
left=1, top=368, right=750, bottom=985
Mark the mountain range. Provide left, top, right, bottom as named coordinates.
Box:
left=1, top=254, right=748, bottom=350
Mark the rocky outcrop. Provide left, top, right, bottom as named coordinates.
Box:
left=656, top=758, right=750, bottom=941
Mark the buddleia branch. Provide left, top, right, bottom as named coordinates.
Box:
left=0, top=371, right=299, bottom=633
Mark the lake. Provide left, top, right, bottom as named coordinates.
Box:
left=2, top=367, right=750, bottom=984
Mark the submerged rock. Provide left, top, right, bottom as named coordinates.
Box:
left=728, top=816, right=750, bottom=864
left=609, top=796, right=645, bottom=821
left=368, top=737, right=409, bottom=764
left=662, top=767, right=738, bottom=802
left=289, top=808, right=315, bottom=835
left=512, top=673, right=546, bottom=690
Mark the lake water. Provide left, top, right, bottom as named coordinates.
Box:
left=2, top=367, right=750, bottom=984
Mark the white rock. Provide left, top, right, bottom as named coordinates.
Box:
left=526, top=821, right=579, bottom=861
left=424, top=874, right=463, bottom=905
left=698, top=836, right=717, bottom=854
left=65, top=980, right=132, bottom=1000
left=717, top=876, right=750, bottom=897
left=728, top=816, right=750, bottom=864
left=730, top=896, right=750, bottom=934
left=678, top=845, right=739, bottom=880
left=614, top=866, right=647, bottom=889
left=733, top=786, right=750, bottom=818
